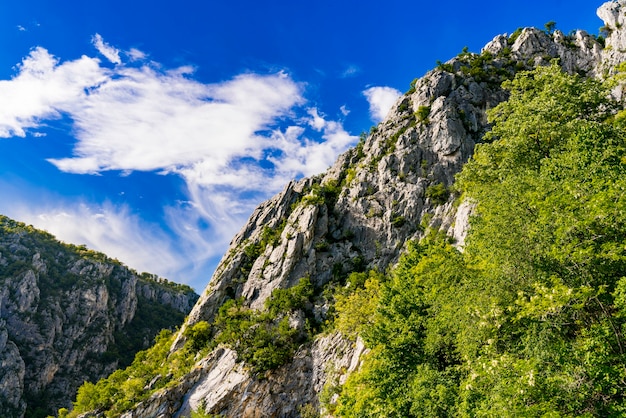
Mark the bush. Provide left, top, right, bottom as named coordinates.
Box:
left=184, top=321, right=212, bottom=351
left=416, top=106, right=430, bottom=124
left=508, top=27, right=523, bottom=44
left=210, top=278, right=314, bottom=374
left=303, top=179, right=341, bottom=207
left=425, top=183, right=449, bottom=204
left=265, top=277, right=314, bottom=316
left=391, top=214, right=406, bottom=227
left=397, top=98, right=411, bottom=113
left=406, top=78, right=418, bottom=95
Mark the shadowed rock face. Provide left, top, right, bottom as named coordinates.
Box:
left=0, top=217, right=198, bottom=418
left=78, top=2, right=626, bottom=417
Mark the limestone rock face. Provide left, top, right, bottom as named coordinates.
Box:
left=0, top=217, right=199, bottom=418
left=598, top=0, right=626, bottom=102
left=598, top=0, right=626, bottom=70
left=0, top=320, right=25, bottom=417
left=78, top=2, right=626, bottom=417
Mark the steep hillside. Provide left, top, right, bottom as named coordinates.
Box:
left=66, top=1, right=626, bottom=417
left=0, top=215, right=198, bottom=418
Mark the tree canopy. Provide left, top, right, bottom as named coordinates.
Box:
left=332, top=63, right=626, bottom=417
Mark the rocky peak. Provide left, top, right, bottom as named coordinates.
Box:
left=72, top=2, right=626, bottom=417
left=598, top=0, right=626, bottom=77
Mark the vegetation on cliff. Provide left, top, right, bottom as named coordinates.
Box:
left=0, top=216, right=198, bottom=417
left=330, top=63, right=626, bottom=416
left=59, top=21, right=626, bottom=415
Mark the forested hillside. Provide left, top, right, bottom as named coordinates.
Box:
left=331, top=63, right=626, bottom=416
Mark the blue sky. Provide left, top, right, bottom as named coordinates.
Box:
left=0, top=0, right=606, bottom=291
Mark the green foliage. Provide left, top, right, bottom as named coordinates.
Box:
left=183, top=320, right=212, bottom=351
left=302, top=179, right=341, bottom=207
left=69, top=329, right=198, bottom=417
left=334, top=64, right=626, bottom=417
left=139, top=272, right=195, bottom=294
left=435, top=60, right=454, bottom=73
left=265, top=277, right=314, bottom=316
left=344, top=167, right=357, bottom=186
left=111, top=294, right=186, bottom=367
left=508, top=27, right=523, bottom=44
left=406, top=78, right=418, bottom=95
left=390, top=214, right=406, bottom=227
left=314, top=240, right=329, bottom=252
left=415, top=105, right=430, bottom=124
left=298, top=403, right=320, bottom=418
left=397, top=98, right=411, bottom=113
left=334, top=271, right=383, bottom=340
left=424, top=182, right=449, bottom=204
left=544, top=20, right=557, bottom=34
left=457, top=49, right=516, bottom=83
left=335, top=237, right=466, bottom=417
left=210, top=277, right=314, bottom=374
left=600, top=24, right=613, bottom=38
left=190, top=408, right=222, bottom=418
left=354, top=133, right=366, bottom=161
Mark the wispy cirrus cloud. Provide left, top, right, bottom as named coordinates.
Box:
left=341, top=64, right=361, bottom=78
left=92, top=33, right=121, bottom=64
left=363, top=86, right=402, bottom=122
left=127, top=48, right=147, bottom=61
left=3, top=198, right=186, bottom=279
left=0, top=37, right=358, bottom=286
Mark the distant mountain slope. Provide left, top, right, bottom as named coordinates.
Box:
left=0, top=215, right=198, bottom=418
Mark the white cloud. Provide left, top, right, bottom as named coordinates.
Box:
left=92, top=33, right=121, bottom=65
left=0, top=47, right=106, bottom=137
left=268, top=120, right=356, bottom=178
left=341, top=65, right=360, bottom=78
left=127, top=48, right=147, bottom=61
left=47, top=68, right=303, bottom=174
left=0, top=37, right=359, bottom=287
left=363, top=86, right=402, bottom=122
left=6, top=200, right=185, bottom=279
left=308, top=108, right=327, bottom=131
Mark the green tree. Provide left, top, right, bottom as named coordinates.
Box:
left=544, top=20, right=557, bottom=33
left=335, top=63, right=626, bottom=416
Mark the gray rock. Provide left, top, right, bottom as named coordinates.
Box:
left=0, top=217, right=199, bottom=417
left=73, top=2, right=626, bottom=416
left=598, top=0, right=626, bottom=73
left=0, top=320, right=25, bottom=417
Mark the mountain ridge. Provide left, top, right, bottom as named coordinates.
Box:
left=0, top=215, right=199, bottom=417
left=50, top=1, right=626, bottom=416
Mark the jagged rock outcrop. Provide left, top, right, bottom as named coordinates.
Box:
left=599, top=0, right=626, bottom=71
left=0, top=319, right=25, bottom=416
left=79, top=2, right=626, bottom=417
left=0, top=216, right=199, bottom=418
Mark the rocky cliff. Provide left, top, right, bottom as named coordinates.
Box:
left=73, top=2, right=626, bottom=417
left=0, top=216, right=199, bottom=418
